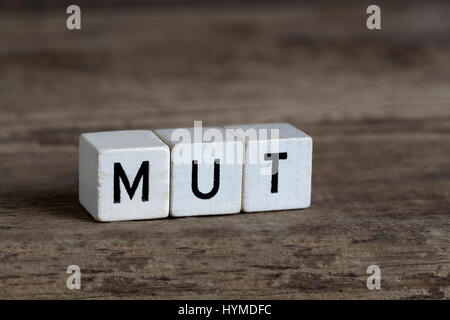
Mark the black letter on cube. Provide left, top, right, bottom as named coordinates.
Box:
left=264, top=152, right=288, bottom=193
left=114, top=161, right=149, bottom=203
left=191, top=159, right=220, bottom=199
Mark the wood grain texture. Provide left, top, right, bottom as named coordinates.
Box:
left=0, top=3, right=449, bottom=299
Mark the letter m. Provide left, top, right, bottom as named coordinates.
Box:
left=239, top=305, right=249, bottom=314
left=114, top=161, right=149, bottom=203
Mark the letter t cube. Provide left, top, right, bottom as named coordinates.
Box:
left=226, top=123, right=312, bottom=212
left=78, top=130, right=170, bottom=222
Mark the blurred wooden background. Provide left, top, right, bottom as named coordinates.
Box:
left=0, top=1, right=449, bottom=299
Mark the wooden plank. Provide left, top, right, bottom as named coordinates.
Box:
left=0, top=4, right=449, bottom=299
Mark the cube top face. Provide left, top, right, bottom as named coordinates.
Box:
left=225, top=123, right=312, bottom=212
left=80, top=130, right=168, bottom=153
left=155, top=127, right=228, bottom=146
left=79, top=130, right=170, bottom=222
left=225, top=123, right=311, bottom=142
left=156, top=127, right=244, bottom=166
left=155, top=127, right=244, bottom=217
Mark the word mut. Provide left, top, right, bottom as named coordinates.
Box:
left=78, top=122, right=312, bottom=222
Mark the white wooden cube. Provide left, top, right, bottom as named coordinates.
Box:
left=79, top=130, right=170, bottom=222
left=225, top=123, right=312, bottom=212
left=155, top=127, right=244, bottom=217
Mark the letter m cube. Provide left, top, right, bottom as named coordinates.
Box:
left=78, top=130, right=170, bottom=222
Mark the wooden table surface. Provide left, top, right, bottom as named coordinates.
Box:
left=0, top=3, right=449, bottom=299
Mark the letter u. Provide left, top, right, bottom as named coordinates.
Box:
left=191, top=159, right=220, bottom=199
